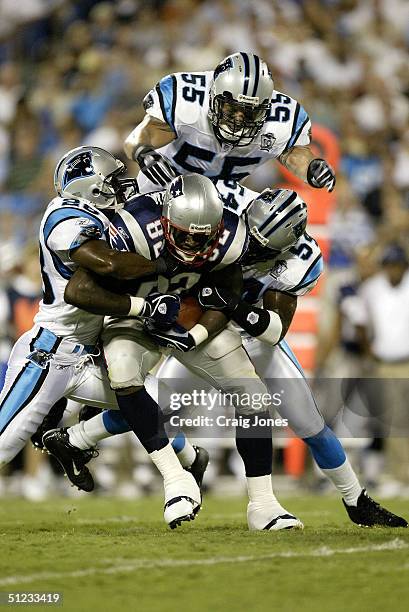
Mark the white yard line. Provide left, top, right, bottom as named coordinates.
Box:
left=0, top=539, right=407, bottom=587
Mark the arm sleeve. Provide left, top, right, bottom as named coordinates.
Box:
left=46, top=217, right=105, bottom=265
left=143, top=74, right=177, bottom=132
left=281, top=103, right=312, bottom=154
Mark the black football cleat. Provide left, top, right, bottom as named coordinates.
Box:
left=31, top=398, right=68, bottom=450
left=42, top=428, right=97, bottom=492
left=185, top=446, right=209, bottom=491
left=343, top=489, right=408, bottom=528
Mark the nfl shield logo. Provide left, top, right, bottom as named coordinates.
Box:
left=260, top=133, right=276, bottom=152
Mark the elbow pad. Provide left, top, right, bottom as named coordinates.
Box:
left=232, top=302, right=282, bottom=345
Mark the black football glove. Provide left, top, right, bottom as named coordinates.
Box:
left=198, top=285, right=239, bottom=313
left=141, top=292, right=180, bottom=330
left=145, top=322, right=196, bottom=352
left=156, top=250, right=187, bottom=279
left=133, top=145, right=178, bottom=187
left=307, top=158, right=336, bottom=192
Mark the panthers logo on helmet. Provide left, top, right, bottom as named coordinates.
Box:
left=62, top=152, right=94, bottom=190
left=214, top=56, right=233, bottom=79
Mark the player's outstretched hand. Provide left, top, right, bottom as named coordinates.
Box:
left=134, top=145, right=178, bottom=187
left=146, top=322, right=196, bottom=352
left=141, top=292, right=180, bottom=330
left=307, top=158, right=336, bottom=192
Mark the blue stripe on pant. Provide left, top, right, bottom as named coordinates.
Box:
left=0, top=362, right=49, bottom=434
left=0, top=327, right=59, bottom=434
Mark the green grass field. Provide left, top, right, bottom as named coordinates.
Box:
left=0, top=495, right=408, bottom=612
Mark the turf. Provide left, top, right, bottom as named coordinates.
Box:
left=0, top=495, right=408, bottom=612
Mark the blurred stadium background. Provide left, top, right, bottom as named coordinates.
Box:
left=0, top=0, right=408, bottom=502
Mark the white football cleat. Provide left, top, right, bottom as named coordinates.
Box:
left=247, top=501, right=304, bottom=531
left=164, top=471, right=201, bottom=529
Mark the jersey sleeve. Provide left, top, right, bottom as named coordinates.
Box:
left=143, top=74, right=177, bottom=132
left=262, top=236, right=324, bottom=296
left=44, top=209, right=105, bottom=266
left=280, top=103, right=311, bottom=154
left=109, top=195, right=164, bottom=260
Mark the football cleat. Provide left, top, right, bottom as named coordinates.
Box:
left=31, top=398, right=68, bottom=450
left=184, top=445, right=209, bottom=492
left=42, top=428, right=97, bottom=492
left=164, top=471, right=201, bottom=529
left=343, top=489, right=408, bottom=528
left=247, top=501, right=304, bottom=531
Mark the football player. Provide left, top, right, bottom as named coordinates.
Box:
left=0, top=146, right=187, bottom=491
left=159, top=188, right=407, bottom=528
left=45, top=172, right=305, bottom=530
left=124, top=51, right=336, bottom=200
left=59, top=186, right=407, bottom=529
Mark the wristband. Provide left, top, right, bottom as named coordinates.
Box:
left=133, top=144, right=151, bottom=163
left=257, top=310, right=282, bottom=345
left=128, top=296, right=146, bottom=317
left=189, top=324, right=209, bottom=347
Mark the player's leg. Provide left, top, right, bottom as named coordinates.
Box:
left=174, top=328, right=303, bottom=530
left=246, top=337, right=407, bottom=527
left=0, top=327, right=72, bottom=469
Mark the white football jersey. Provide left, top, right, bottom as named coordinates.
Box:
left=241, top=232, right=323, bottom=302
left=34, top=196, right=110, bottom=344
left=138, top=70, right=311, bottom=195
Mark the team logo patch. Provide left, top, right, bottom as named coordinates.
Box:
left=143, top=92, right=154, bottom=111
left=260, top=133, right=276, bottom=152
left=80, top=225, right=103, bottom=239
left=270, top=260, right=287, bottom=279
left=202, top=287, right=212, bottom=297
left=62, top=152, right=94, bottom=189
left=158, top=303, right=167, bottom=314
left=247, top=311, right=259, bottom=325
left=169, top=176, right=184, bottom=199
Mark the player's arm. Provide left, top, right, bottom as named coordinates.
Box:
left=198, top=279, right=297, bottom=346
left=124, top=115, right=176, bottom=159
left=146, top=264, right=244, bottom=351
left=71, top=239, right=180, bottom=280
left=64, top=267, right=179, bottom=327
left=279, top=145, right=336, bottom=192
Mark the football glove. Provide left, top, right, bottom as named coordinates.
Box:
left=141, top=292, right=180, bottom=330
left=307, top=158, right=336, bottom=192
left=134, top=145, right=178, bottom=187
left=198, top=285, right=239, bottom=313
left=145, top=322, right=196, bottom=352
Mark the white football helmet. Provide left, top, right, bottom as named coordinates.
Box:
left=54, top=146, right=138, bottom=211
left=209, top=52, right=274, bottom=147
left=245, top=189, right=307, bottom=262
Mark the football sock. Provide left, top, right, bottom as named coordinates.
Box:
left=68, top=418, right=105, bottom=450
left=235, top=411, right=272, bottom=477
left=150, top=442, right=189, bottom=485
left=171, top=431, right=196, bottom=468
left=304, top=426, right=362, bottom=505
left=116, top=388, right=168, bottom=453
left=321, top=459, right=363, bottom=506
left=247, top=474, right=278, bottom=505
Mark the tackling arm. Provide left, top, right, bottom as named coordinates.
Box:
left=279, top=145, right=336, bottom=192
left=124, top=115, right=176, bottom=161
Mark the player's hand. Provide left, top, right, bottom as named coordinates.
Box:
left=198, top=285, right=239, bottom=313
left=156, top=250, right=187, bottom=278
left=307, top=158, right=336, bottom=192
left=141, top=292, right=180, bottom=330
left=133, top=145, right=178, bottom=187
left=145, top=322, right=196, bottom=351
